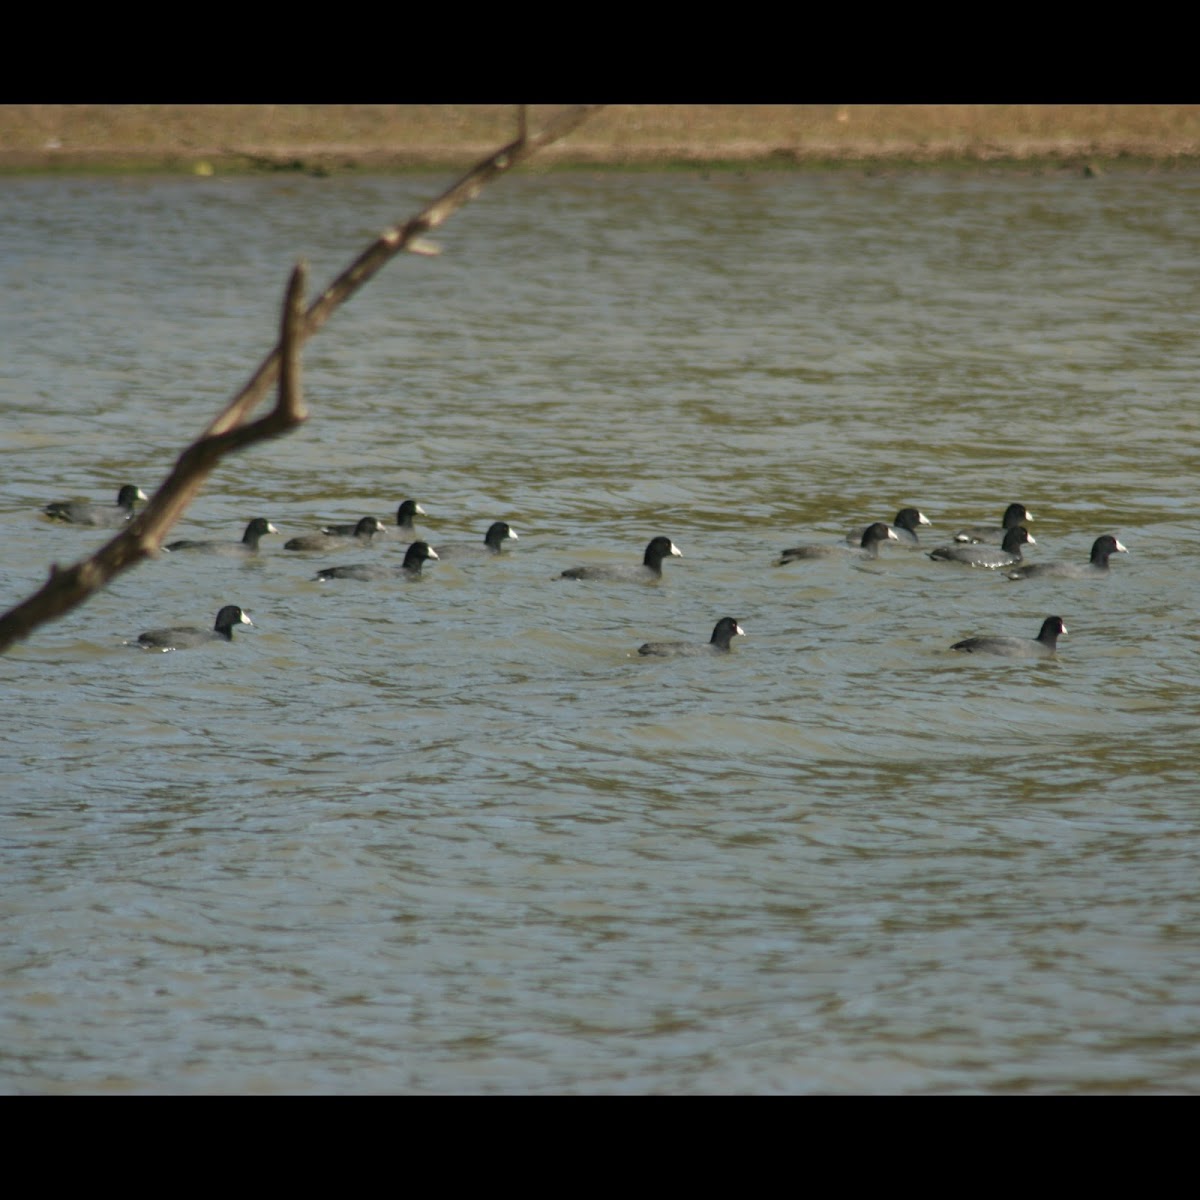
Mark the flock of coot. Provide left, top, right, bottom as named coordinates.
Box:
left=42, top=486, right=1128, bottom=659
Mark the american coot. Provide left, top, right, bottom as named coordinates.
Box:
left=953, top=502, right=1034, bottom=544
left=137, top=605, right=253, bottom=651
left=561, top=536, right=682, bottom=582
left=846, top=508, right=931, bottom=547
left=929, top=525, right=1034, bottom=568
left=638, top=617, right=745, bottom=657
left=166, top=518, right=280, bottom=555
left=779, top=522, right=898, bottom=565
left=951, top=615, right=1067, bottom=659
left=285, top=516, right=386, bottom=552
left=315, top=540, right=439, bottom=581
left=322, top=499, right=425, bottom=538
left=1007, top=535, right=1128, bottom=580
left=434, top=521, right=519, bottom=561
left=44, top=484, right=148, bottom=527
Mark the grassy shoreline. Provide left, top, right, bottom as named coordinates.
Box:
left=4, top=105, right=1200, bottom=174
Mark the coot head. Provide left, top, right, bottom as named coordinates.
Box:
left=483, top=521, right=518, bottom=551
left=860, top=522, right=900, bottom=551
left=708, top=616, right=745, bottom=649
left=396, top=499, right=426, bottom=528
left=401, top=540, right=439, bottom=572
left=241, top=518, right=280, bottom=546
left=893, top=508, right=931, bottom=534
left=1089, top=534, right=1128, bottom=564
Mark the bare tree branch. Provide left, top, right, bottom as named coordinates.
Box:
left=0, top=104, right=601, bottom=654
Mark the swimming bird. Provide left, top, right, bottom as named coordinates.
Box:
left=284, top=516, right=386, bottom=552
left=166, top=518, right=280, bottom=555
left=322, top=499, right=425, bottom=539
left=847, top=508, right=931, bottom=547
left=779, top=521, right=897, bottom=565
left=137, top=605, right=253, bottom=651
left=953, top=502, right=1034, bottom=544
left=434, top=521, right=519, bottom=561
left=1007, top=535, right=1128, bottom=580
left=560, top=536, right=682, bottom=582
left=951, top=615, right=1067, bottom=659
left=44, top=484, right=147, bottom=527
left=929, top=525, right=1034, bottom=568
left=638, top=617, right=745, bottom=657
left=315, top=540, right=439, bottom=581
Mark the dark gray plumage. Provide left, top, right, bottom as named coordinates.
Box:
left=1007, top=535, right=1128, bottom=580
left=44, top=484, right=147, bottom=527
left=315, top=540, right=439, bottom=581
left=951, top=615, right=1067, bottom=659
left=953, top=502, right=1034, bottom=544
left=137, top=605, right=253, bottom=650
left=779, top=521, right=898, bottom=565
left=638, top=617, right=745, bottom=657
left=166, top=518, right=279, bottom=555
left=323, top=499, right=425, bottom=539
left=561, top=536, right=682, bottom=582
left=285, top=516, right=386, bottom=552
left=929, top=525, right=1034, bottom=568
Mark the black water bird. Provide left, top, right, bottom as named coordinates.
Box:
left=638, top=617, right=745, bottom=657
left=137, top=605, right=253, bottom=650
left=1007, top=535, right=1127, bottom=580
left=284, top=516, right=386, bottom=552
left=929, top=525, right=1034, bottom=568
left=951, top=615, right=1067, bottom=659
left=166, top=517, right=280, bottom=555
left=953, top=502, right=1034, bottom=544
left=434, top=521, right=519, bottom=561
left=779, top=521, right=897, bottom=565
left=322, top=499, right=426, bottom=538
left=44, top=484, right=147, bottom=527
left=847, top=507, right=931, bottom=547
left=315, top=540, right=439, bottom=581
left=561, top=536, right=682, bottom=582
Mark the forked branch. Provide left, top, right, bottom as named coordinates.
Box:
left=0, top=104, right=601, bottom=653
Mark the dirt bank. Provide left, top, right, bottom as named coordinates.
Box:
left=3, top=105, right=1200, bottom=173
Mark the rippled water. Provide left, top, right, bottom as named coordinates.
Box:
left=2, top=166, right=1200, bottom=1093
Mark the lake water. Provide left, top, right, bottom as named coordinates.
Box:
left=2, top=164, right=1199, bottom=1094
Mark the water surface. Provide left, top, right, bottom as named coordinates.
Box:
left=2, top=167, right=1199, bottom=1093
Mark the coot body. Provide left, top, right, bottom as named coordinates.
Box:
left=951, top=615, right=1067, bottom=658
left=323, top=500, right=425, bottom=538
left=45, top=485, right=148, bottom=527
left=779, top=522, right=897, bottom=565
left=137, top=605, right=253, bottom=650
left=561, top=536, right=682, bottom=582
left=638, top=617, right=745, bottom=657
left=1007, top=535, right=1127, bottom=579
left=285, top=516, right=385, bottom=552
left=316, top=540, right=438, bottom=581
left=167, top=518, right=279, bottom=555
left=929, top=525, right=1034, bottom=568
